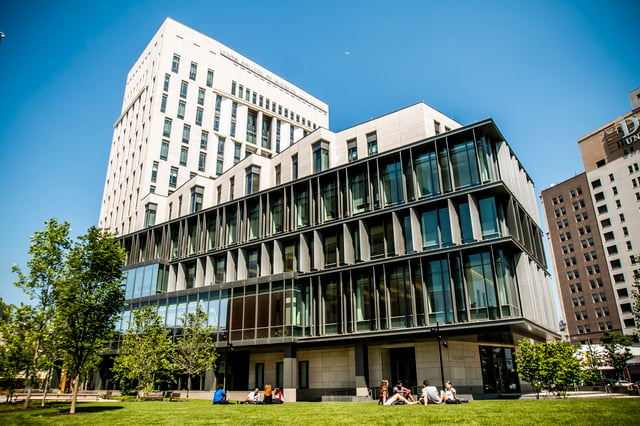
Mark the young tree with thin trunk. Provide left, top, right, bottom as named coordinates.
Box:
left=173, top=308, right=218, bottom=399
left=600, top=331, right=633, bottom=380
left=12, top=218, right=71, bottom=408
left=54, top=227, right=125, bottom=414
left=112, top=306, right=175, bottom=395
left=0, top=304, right=36, bottom=402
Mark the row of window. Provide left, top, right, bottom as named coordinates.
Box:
left=171, top=54, right=214, bottom=87
left=123, top=249, right=523, bottom=337
left=230, top=81, right=317, bottom=131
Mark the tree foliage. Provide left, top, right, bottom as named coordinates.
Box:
left=173, top=308, right=218, bottom=399
left=112, top=306, right=175, bottom=394
left=53, top=226, right=126, bottom=413
left=11, top=218, right=71, bottom=407
left=600, top=331, right=633, bottom=376
left=516, top=339, right=583, bottom=398
left=0, top=304, right=37, bottom=399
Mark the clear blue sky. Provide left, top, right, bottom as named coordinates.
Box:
left=1, top=0, right=639, bottom=306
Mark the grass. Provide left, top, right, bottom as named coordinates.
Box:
left=1, top=398, right=638, bottom=425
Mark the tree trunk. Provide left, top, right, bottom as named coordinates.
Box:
left=187, top=375, right=191, bottom=400
left=70, top=374, right=80, bottom=414
left=41, top=365, right=53, bottom=407
left=23, top=340, right=40, bottom=409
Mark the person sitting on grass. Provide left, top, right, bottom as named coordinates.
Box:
left=213, top=385, right=232, bottom=404
left=443, top=380, right=469, bottom=404
left=419, top=380, right=444, bottom=405
left=385, top=381, right=419, bottom=405
left=243, top=388, right=260, bottom=404
left=378, top=379, right=389, bottom=405
left=273, top=387, right=284, bottom=404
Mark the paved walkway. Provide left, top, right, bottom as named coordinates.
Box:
left=519, top=390, right=638, bottom=399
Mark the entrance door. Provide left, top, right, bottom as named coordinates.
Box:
left=479, top=346, right=520, bottom=393
left=390, top=347, right=417, bottom=390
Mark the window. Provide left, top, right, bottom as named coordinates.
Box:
left=180, top=81, right=188, bottom=99
left=367, top=132, right=378, bottom=156
left=313, top=141, right=330, bottom=173
left=216, top=159, right=223, bottom=175
left=191, top=186, right=203, bottom=212
left=603, top=231, right=615, bottom=241
left=450, top=139, right=480, bottom=189
left=144, top=203, right=157, bottom=228
left=299, top=361, right=309, bottom=389
left=231, top=81, right=236, bottom=95
left=160, top=140, right=169, bottom=160
left=214, top=96, right=221, bottom=131
left=230, top=102, right=237, bottom=137
left=347, top=138, right=358, bottom=162
left=182, top=124, right=190, bottom=144
left=275, top=164, right=281, bottom=186
left=198, top=152, right=206, bottom=172
left=594, top=192, right=605, bottom=202
left=217, top=136, right=225, bottom=155
left=163, top=73, right=170, bottom=91
left=245, top=166, right=260, bottom=195
left=233, top=143, right=241, bottom=163
left=171, top=54, right=180, bottom=73
left=618, top=288, right=629, bottom=298
left=169, top=167, right=178, bottom=188
left=610, top=259, right=622, bottom=269
left=197, top=88, right=205, bottom=106
left=189, top=62, right=197, bottom=80
left=151, top=161, right=158, bottom=183
left=195, top=107, right=203, bottom=126
left=200, top=130, right=208, bottom=149
left=163, top=118, right=172, bottom=137
left=160, top=94, right=167, bottom=113
left=292, top=154, right=298, bottom=179
left=229, top=177, right=235, bottom=201
left=206, top=69, right=214, bottom=87
left=591, top=178, right=601, bottom=189
left=246, top=109, right=257, bottom=144
left=420, top=206, right=453, bottom=249
left=434, top=120, right=441, bottom=135
left=597, top=205, right=608, bottom=214
left=177, top=101, right=185, bottom=119
left=607, top=245, right=618, bottom=255
left=180, top=146, right=188, bottom=166
left=601, top=218, right=611, bottom=227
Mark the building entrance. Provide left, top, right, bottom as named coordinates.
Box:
left=390, top=347, right=417, bottom=390
left=479, top=346, right=520, bottom=393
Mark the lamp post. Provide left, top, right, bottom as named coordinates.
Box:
left=223, top=339, right=233, bottom=391
left=431, top=322, right=447, bottom=389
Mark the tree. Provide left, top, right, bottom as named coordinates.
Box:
left=0, top=304, right=36, bottom=401
left=54, top=227, right=126, bottom=414
left=12, top=218, right=71, bottom=408
left=173, top=308, right=218, bottom=399
left=516, top=339, right=583, bottom=398
left=112, top=306, right=175, bottom=394
left=600, top=331, right=633, bottom=379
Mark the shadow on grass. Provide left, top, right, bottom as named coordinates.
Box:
left=46, top=404, right=126, bottom=416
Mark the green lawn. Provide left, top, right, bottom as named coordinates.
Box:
left=1, top=398, right=638, bottom=425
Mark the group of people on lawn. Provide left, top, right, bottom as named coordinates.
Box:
left=213, top=383, right=284, bottom=404
left=379, top=379, right=468, bottom=405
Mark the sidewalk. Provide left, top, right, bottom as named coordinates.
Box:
left=519, top=390, right=639, bottom=399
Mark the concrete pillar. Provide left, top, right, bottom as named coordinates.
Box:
left=283, top=344, right=297, bottom=402
left=355, top=343, right=369, bottom=397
